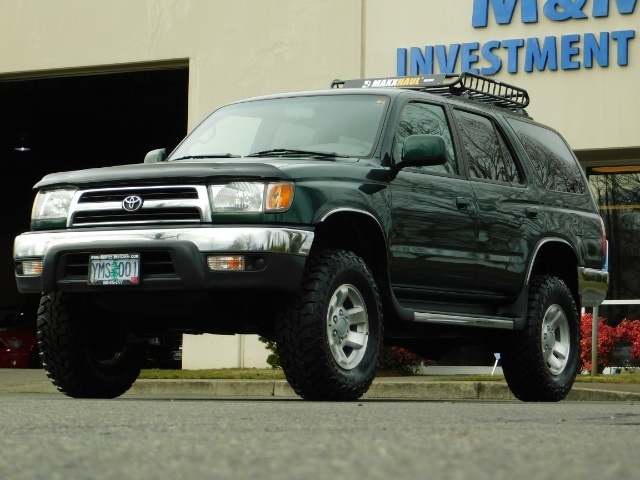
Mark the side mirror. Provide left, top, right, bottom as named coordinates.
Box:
left=144, top=148, right=167, bottom=163
left=399, top=135, right=447, bottom=169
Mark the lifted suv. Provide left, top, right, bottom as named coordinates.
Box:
left=14, top=72, right=608, bottom=401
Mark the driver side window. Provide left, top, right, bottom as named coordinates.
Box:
left=395, top=102, right=458, bottom=175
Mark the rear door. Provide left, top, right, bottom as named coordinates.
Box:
left=451, top=107, right=538, bottom=297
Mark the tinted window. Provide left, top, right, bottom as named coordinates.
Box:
left=395, top=102, right=457, bottom=174
left=507, top=118, right=585, bottom=194
left=453, top=110, right=521, bottom=183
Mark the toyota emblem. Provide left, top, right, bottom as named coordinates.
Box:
left=122, top=195, right=144, bottom=212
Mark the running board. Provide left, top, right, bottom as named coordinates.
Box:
left=414, top=312, right=515, bottom=330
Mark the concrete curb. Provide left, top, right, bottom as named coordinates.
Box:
left=2, top=370, right=639, bottom=401
left=127, top=379, right=640, bottom=401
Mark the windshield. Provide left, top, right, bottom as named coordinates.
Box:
left=169, top=94, right=388, bottom=160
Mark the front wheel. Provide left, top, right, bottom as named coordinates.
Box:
left=275, top=249, right=383, bottom=401
left=37, top=293, right=146, bottom=398
left=501, top=275, right=580, bottom=402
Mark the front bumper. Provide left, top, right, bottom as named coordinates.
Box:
left=14, top=226, right=314, bottom=294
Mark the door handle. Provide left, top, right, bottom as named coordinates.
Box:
left=526, top=208, right=539, bottom=219
left=455, top=197, right=472, bottom=210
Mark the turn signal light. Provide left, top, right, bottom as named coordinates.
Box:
left=266, top=183, right=294, bottom=212
left=19, top=260, right=43, bottom=276
left=207, top=255, right=245, bottom=271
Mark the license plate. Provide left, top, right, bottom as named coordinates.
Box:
left=89, top=253, right=140, bottom=285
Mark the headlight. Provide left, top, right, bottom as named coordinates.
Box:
left=31, top=189, right=76, bottom=229
left=209, top=182, right=294, bottom=213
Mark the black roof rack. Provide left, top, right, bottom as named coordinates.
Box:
left=331, top=72, right=530, bottom=114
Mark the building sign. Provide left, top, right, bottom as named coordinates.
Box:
left=397, top=0, right=636, bottom=76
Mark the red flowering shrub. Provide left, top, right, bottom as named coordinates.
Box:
left=579, top=313, right=621, bottom=372
left=616, top=319, right=640, bottom=362
left=379, top=346, right=425, bottom=374
left=580, top=314, right=640, bottom=372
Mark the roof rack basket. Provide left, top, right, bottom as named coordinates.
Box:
left=332, top=72, right=530, bottom=113
left=451, top=72, right=529, bottom=112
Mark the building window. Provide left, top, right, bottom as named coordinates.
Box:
left=588, top=166, right=640, bottom=323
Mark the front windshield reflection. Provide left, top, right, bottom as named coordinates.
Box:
left=169, top=94, right=388, bottom=160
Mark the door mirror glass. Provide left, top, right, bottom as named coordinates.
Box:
left=400, top=135, right=447, bottom=168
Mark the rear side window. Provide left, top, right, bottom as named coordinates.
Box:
left=453, top=109, right=521, bottom=184
left=507, top=118, right=585, bottom=194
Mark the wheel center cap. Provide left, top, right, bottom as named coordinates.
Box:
left=336, top=314, right=349, bottom=338
left=543, top=331, right=555, bottom=350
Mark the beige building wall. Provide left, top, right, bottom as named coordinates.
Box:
left=1, top=0, right=363, bottom=130
left=2, top=0, right=637, bottom=368
left=183, top=334, right=269, bottom=369
left=3, top=1, right=636, bottom=150
left=364, top=0, right=639, bottom=152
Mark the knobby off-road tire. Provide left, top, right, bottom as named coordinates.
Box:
left=501, top=275, right=580, bottom=402
left=36, top=292, right=146, bottom=399
left=275, top=249, right=384, bottom=401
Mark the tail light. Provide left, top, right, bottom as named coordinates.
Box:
left=599, top=216, right=608, bottom=270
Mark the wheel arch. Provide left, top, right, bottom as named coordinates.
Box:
left=527, top=238, right=580, bottom=309
left=313, top=209, right=391, bottom=305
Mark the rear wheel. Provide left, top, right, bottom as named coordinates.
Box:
left=37, top=292, right=145, bottom=398
left=275, top=249, right=383, bottom=401
left=501, top=275, right=579, bottom=402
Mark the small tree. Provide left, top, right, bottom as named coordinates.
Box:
left=258, top=336, right=281, bottom=369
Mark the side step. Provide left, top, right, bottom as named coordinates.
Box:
left=414, top=312, right=515, bottom=330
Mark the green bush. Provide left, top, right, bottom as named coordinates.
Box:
left=259, top=337, right=424, bottom=374
left=258, top=336, right=281, bottom=369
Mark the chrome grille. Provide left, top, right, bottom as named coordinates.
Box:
left=68, top=185, right=211, bottom=227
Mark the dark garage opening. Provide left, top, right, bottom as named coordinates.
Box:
left=0, top=67, right=189, bottom=313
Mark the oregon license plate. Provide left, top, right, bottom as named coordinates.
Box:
left=89, top=253, right=140, bottom=285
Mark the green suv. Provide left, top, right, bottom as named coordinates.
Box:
left=14, top=72, right=609, bottom=401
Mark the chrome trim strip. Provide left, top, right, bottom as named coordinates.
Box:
left=414, top=312, right=514, bottom=330
left=577, top=267, right=609, bottom=307
left=14, top=227, right=314, bottom=258
left=319, top=207, right=380, bottom=225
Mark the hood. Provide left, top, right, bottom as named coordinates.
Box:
left=33, top=159, right=291, bottom=189
left=33, top=157, right=364, bottom=190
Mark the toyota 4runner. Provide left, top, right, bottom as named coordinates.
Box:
left=14, top=72, right=609, bottom=401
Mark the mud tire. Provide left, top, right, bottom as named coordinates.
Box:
left=275, top=249, right=383, bottom=401
left=502, top=275, right=580, bottom=402
left=37, top=292, right=145, bottom=398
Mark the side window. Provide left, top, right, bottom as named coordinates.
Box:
left=395, top=102, right=457, bottom=175
left=453, top=109, right=522, bottom=184
left=506, top=118, right=585, bottom=194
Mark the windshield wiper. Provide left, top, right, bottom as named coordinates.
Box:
left=170, top=154, right=241, bottom=161
left=247, top=149, right=348, bottom=158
